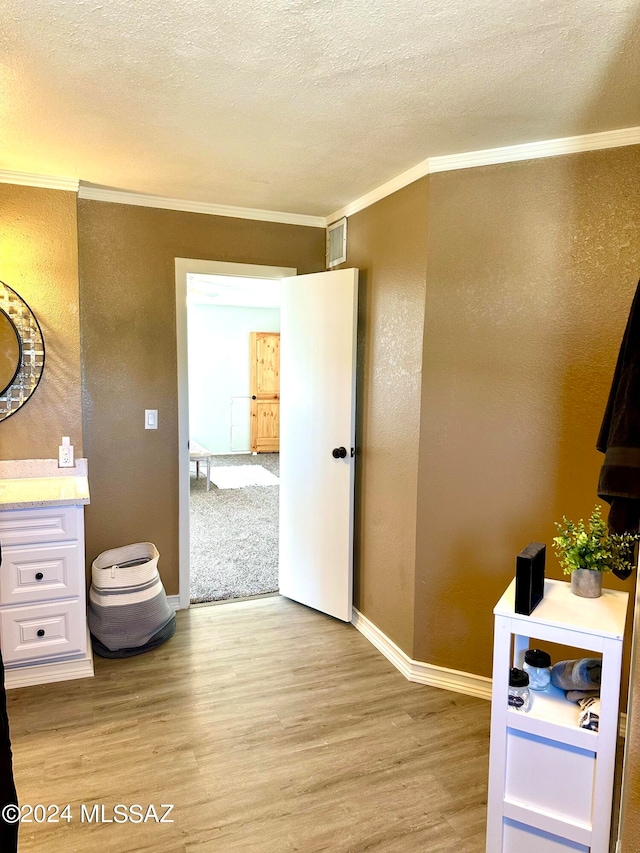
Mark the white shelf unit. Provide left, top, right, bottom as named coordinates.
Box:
left=486, top=578, right=628, bottom=853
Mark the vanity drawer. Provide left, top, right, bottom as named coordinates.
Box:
left=0, top=599, right=86, bottom=665
left=0, top=542, right=82, bottom=605
left=0, top=505, right=80, bottom=547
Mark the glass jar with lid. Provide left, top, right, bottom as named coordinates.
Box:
left=523, top=648, right=552, bottom=691
left=508, top=667, right=532, bottom=712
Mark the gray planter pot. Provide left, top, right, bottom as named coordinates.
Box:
left=571, top=569, right=603, bottom=599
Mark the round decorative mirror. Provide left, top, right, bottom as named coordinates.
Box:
left=0, top=309, right=21, bottom=395
left=0, top=281, right=45, bottom=422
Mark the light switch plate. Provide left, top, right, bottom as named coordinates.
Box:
left=145, top=409, right=158, bottom=430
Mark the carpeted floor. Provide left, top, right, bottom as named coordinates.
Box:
left=189, top=453, right=279, bottom=603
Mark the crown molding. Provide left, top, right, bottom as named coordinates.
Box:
left=327, top=159, right=431, bottom=224
left=78, top=184, right=326, bottom=228
left=427, top=125, right=640, bottom=174
left=4, top=124, right=639, bottom=226
left=0, top=170, right=79, bottom=192
left=327, top=125, right=640, bottom=224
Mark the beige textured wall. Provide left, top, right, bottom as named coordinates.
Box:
left=0, top=185, right=82, bottom=459
left=415, top=146, right=640, bottom=674
left=339, top=178, right=429, bottom=653
left=78, top=199, right=325, bottom=591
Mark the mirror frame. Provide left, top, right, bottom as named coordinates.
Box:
left=0, top=307, right=22, bottom=396
left=0, top=281, right=45, bottom=422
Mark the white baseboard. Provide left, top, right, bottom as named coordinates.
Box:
left=351, top=607, right=627, bottom=735
left=5, top=655, right=94, bottom=690
left=167, top=595, right=181, bottom=611
left=351, top=607, right=492, bottom=700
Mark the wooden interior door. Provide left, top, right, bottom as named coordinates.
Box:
left=250, top=332, right=280, bottom=453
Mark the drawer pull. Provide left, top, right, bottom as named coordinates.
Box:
left=37, top=629, right=45, bottom=638
left=35, top=572, right=44, bottom=581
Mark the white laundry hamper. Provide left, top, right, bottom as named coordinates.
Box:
left=88, top=542, right=176, bottom=658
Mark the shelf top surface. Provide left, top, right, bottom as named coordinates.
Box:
left=495, top=578, right=629, bottom=639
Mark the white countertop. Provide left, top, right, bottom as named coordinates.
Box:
left=0, top=458, right=90, bottom=509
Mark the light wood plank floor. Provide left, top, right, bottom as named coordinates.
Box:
left=7, top=596, right=490, bottom=852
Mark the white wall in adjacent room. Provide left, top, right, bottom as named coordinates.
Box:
left=188, top=304, right=280, bottom=454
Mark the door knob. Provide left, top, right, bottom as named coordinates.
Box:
left=332, top=447, right=347, bottom=459
left=251, top=395, right=257, bottom=400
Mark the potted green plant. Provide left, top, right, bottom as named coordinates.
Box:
left=553, top=505, right=639, bottom=598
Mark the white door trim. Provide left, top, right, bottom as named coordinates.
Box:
left=175, top=258, right=296, bottom=610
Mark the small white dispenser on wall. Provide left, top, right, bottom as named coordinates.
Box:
left=486, top=578, right=628, bottom=853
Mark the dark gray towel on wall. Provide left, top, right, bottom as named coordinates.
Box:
left=597, top=278, right=640, bottom=576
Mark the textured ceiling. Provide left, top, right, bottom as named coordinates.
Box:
left=1, top=0, right=639, bottom=215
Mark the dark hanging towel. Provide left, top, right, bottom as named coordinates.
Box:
left=597, top=278, right=640, bottom=578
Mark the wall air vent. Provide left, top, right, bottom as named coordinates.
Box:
left=326, top=217, right=347, bottom=268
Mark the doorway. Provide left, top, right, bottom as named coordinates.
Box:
left=177, top=261, right=358, bottom=622
left=186, top=273, right=281, bottom=603
left=176, top=260, right=296, bottom=610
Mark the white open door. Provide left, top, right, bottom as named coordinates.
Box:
left=279, top=268, right=358, bottom=623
